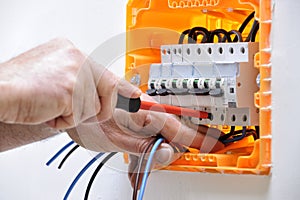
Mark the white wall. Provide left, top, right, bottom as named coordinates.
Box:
left=0, top=0, right=300, bottom=200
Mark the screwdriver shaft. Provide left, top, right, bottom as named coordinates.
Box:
left=140, top=101, right=210, bottom=119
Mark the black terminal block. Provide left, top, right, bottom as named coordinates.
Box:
left=167, top=88, right=189, bottom=95
left=156, top=88, right=169, bottom=96
left=188, top=88, right=210, bottom=95
left=209, top=88, right=223, bottom=97
left=146, top=89, right=157, bottom=96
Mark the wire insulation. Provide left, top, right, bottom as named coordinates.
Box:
left=63, top=152, right=105, bottom=200
left=138, top=138, right=164, bottom=200
left=132, top=139, right=156, bottom=200
left=58, top=145, right=80, bottom=169
left=222, top=126, right=247, bottom=144
left=46, top=141, right=75, bottom=166
left=84, top=152, right=117, bottom=200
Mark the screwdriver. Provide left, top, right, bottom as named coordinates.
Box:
left=116, top=94, right=211, bottom=119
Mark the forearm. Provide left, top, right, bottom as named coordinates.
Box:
left=0, top=122, right=60, bottom=152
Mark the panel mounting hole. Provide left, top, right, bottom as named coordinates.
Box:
left=207, top=47, right=212, bottom=54
left=237, top=82, right=242, bottom=87
left=240, top=47, right=245, bottom=54
left=229, top=47, right=234, bottom=54
left=197, top=47, right=201, bottom=55
left=162, top=49, right=167, bottom=55
left=187, top=48, right=191, bottom=55
left=218, top=47, right=223, bottom=54
left=242, top=115, right=247, bottom=122
left=231, top=115, right=236, bottom=122
left=178, top=48, right=182, bottom=54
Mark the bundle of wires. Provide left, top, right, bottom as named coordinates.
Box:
left=132, top=137, right=165, bottom=200
left=178, top=11, right=259, bottom=44
left=219, top=126, right=258, bottom=144
left=46, top=142, right=117, bottom=200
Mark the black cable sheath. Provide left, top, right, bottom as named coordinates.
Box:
left=188, top=27, right=210, bottom=43
left=233, top=11, right=255, bottom=42
left=245, top=20, right=259, bottom=42
left=250, top=21, right=259, bottom=42
left=208, top=29, right=229, bottom=43
left=58, top=144, right=80, bottom=169
left=228, top=30, right=243, bottom=42
left=84, top=152, right=117, bottom=200
left=178, top=29, right=191, bottom=44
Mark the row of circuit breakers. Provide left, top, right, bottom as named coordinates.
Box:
left=147, top=42, right=259, bottom=126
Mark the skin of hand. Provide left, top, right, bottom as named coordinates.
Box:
left=67, top=94, right=225, bottom=188
left=0, top=38, right=141, bottom=129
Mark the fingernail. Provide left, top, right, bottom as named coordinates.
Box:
left=133, top=89, right=142, bottom=97
left=154, top=144, right=174, bottom=165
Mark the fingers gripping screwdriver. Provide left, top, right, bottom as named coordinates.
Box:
left=116, top=94, right=212, bottom=120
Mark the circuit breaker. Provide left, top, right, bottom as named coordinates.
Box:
left=125, top=0, right=271, bottom=175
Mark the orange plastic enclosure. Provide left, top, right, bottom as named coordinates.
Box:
left=125, top=0, right=271, bottom=175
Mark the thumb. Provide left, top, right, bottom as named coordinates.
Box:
left=153, top=143, right=174, bottom=166
left=118, top=79, right=141, bottom=98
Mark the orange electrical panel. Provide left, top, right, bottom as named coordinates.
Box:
left=125, top=0, right=271, bottom=175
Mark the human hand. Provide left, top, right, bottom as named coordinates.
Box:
left=67, top=94, right=224, bottom=188
left=0, top=38, right=140, bottom=128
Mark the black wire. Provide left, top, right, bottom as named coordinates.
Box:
left=208, top=29, right=229, bottom=43
left=228, top=30, right=243, bottom=42
left=58, top=144, right=80, bottom=169
left=188, top=27, right=210, bottom=43
left=219, top=127, right=258, bottom=144
left=219, top=126, right=235, bottom=141
left=132, top=139, right=157, bottom=200
left=250, top=21, right=259, bottom=42
left=178, top=29, right=191, bottom=44
left=255, top=126, right=260, bottom=139
left=245, top=20, right=259, bottom=42
left=233, top=11, right=255, bottom=42
left=84, top=152, right=117, bottom=200
left=192, top=30, right=209, bottom=43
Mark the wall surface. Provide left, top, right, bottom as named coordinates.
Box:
left=0, top=0, right=300, bottom=200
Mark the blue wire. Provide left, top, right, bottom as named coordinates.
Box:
left=63, top=152, right=105, bottom=200
left=138, top=138, right=164, bottom=200
left=46, top=141, right=75, bottom=166
left=222, top=126, right=247, bottom=144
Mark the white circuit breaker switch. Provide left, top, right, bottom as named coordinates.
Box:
left=148, top=42, right=259, bottom=126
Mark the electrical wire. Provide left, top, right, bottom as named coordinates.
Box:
left=84, top=152, right=117, bottom=200
left=63, top=152, right=105, bottom=200
left=219, top=126, right=236, bottom=142
left=250, top=21, right=259, bottom=42
left=245, top=19, right=259, bottom=42
left=208, top=29, right=229, bottom=43
left=233, top=11, right=255, bottom=42
left=132, top=139, right=156, bottom=200
left=46, top=141, right=75, bottom=166
left=58, top=144, right=80, bottom=169
left=255, top=126, right=260, bottom=139
left=222, top=126, right=247, bottom=144
left=178, top=29, right=191, bottom=44
left=188, top=27, right=210, bottom=43
left=228, top=30, right=243, bottom=42
left=138, top=138, right=164, bottom=200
